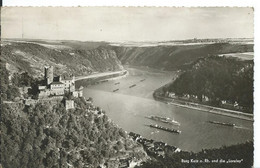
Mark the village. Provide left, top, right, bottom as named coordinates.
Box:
left=165, top=91, right=243, bottom=111
left=128, top=132, right=181, bottom=159
left=153, top=89, right=253, bottom=121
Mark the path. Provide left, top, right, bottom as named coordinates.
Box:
left=75, top=70, right=127, bottom=81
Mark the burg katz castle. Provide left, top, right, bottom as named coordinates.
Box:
left=37, top=66, right=83, bottom=99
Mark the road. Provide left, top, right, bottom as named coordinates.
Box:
left=75, top=70, right=127, bottom=81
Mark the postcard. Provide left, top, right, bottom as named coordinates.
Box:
left=0, top=6, right=255, bottom=168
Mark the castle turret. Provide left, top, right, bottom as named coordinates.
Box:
left=44, top=66, right=53, bottom=85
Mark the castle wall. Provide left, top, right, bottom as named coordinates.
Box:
left=60, top=76, right=75, bottom=92
left=50, top=89, right=64, bottom=96
left=50, top=83, right=65, bottom=90
left=50, top=83, right=65, bottom=96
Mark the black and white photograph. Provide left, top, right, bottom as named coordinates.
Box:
left=0, top=6, right=256, bottom=168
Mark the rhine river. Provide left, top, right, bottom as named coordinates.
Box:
left=83, top=67, right=253, bottom=152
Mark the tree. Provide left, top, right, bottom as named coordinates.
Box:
left=168, top=56, right=253, bottom=113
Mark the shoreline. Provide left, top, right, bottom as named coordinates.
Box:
left=101, top=70, right=129, bottom=81
left=75, top=69, right=128, bottom=82
left=76, top=68, right=253, bottom=122
left=77, top=68, right=254, bottom=121
left=153, top=92, right=253, bottom=121
left=74, top=69, right=128, bottom=87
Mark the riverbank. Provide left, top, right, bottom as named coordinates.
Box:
left=75, top=70, right=128, bottom=87
left=153, top=88, right=253, bottom=121
left=84, top=67, right=253, bottom=152
left=128, top=132, right=181, bottom=158
left=75, top=70, right=127, bottom=81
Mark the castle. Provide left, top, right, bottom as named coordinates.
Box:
left=37, top=66, right=83, bottom=99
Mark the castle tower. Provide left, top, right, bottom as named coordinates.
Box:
left=44, top=66, right=54, bottom=85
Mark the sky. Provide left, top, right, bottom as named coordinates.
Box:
left=1, top=7, right=254, bottom=42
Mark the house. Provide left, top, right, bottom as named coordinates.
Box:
left=168, top=92, right=176, bottom=98
left=156, top=149, right=165, bottom=157
left=221, top=100, right=236, bottom=109
left=59, top=75, right=75, bottom=92
left=65, top=100, right=74, bottom=110
left=50, top=81, right=65, bottom=96
left=72, top=86, right=84, bottom=98
left=202, top=95, right=209, bottom=102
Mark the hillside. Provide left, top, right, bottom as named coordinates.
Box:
left=0, top=39, right=254, bottom=168
left=1, top=97, right=147, bottom=168
left=1, top=40, right=253, bottom=78
left=166, top=56, right=254, bottom=113
left=0, top=54, right=147, bottom=168
left=112, top=43, right=253, bottom=70
left=1, top=40, right=123, bottom=78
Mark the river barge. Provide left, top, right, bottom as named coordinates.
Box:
left=149, top=124, right=181, bottom=134
left=208, top=120, right=235, bottom=127
left=147, top=115, right=180, bottom=126
left=129, top=84, right=137, bottom=88
left=113, top=89, right=119, bottom=92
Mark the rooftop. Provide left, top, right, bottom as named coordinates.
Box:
left=51, top=81, right=64, bottom=85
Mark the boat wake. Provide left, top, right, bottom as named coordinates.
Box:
left=146, top=115, right=180, bottom=126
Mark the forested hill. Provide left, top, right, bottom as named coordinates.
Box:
left=112, top=43, right=253, bottom=70
left=0, top=60, right=147, bottom=168
left=1, top=98, right=147, bottom=168
left=1, top=40, right=123, bottom=77
left=167, top=56, right=254, bottom=112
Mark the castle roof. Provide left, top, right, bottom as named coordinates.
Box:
left=50, top=81, right=64, bottom=85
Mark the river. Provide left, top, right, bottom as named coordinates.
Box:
left=82, top=67, right=253, bottom=152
